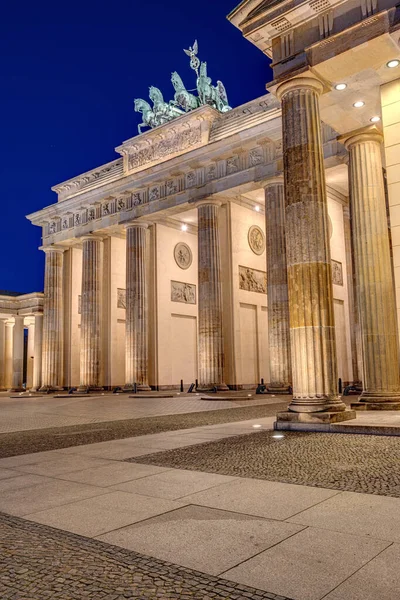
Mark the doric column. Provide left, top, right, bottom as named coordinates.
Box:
left=78, top=236, right=103, bottom=391
left=26, top=322, right=35, bottom=389
left=32, top=314, right=43, bottom=391
left=0, top=320, right=5, bottom=390
left=11, top=316, right=24, bottom=391
left=197, top=200, right=227, bottom=391
left=340, top=126, right=400, bottom=406
left=41, top=247, right=65, bottom=391
left=125, top=223, right=151, bottom=391
left=4, top=321, right=13, bottom=390
left=264, top=178, right=292, bottom=392
left=277, top=77, right=346, bottom=415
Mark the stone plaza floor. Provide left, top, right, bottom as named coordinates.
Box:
left=1, top=404, right=400, bottom=600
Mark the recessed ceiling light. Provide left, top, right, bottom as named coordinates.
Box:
left=335, top=83, right=347, bottom=91
left=370, top=116, right=381, bottom=123
left=255, top=205, right=260, bottom=212
left=387, top=59, right=400, bottom=69
left=181, top=223, right=188, bottom=232
left=353, top=101, right=365, bottom=108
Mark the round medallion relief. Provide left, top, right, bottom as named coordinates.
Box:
left=174, top=242, right=193, bottom=270
left=248, top=225, right=265, bottom=255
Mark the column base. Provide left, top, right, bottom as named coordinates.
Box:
left=275, top=409, right=357, bottom=431
left=196, top=383, right=229, bottom=392
left=352, top=391, right=400, bottom=410
left=77, top=385, right=104, bottom=393
left=9, top=387, right=24, bottom=393
left=287, top=398, right=347, bottom=413
left=124, top=384, right=152, bottom=393
left=39, top=385, right=64, bottom=393
left=266, top=385, right=292, bottom=394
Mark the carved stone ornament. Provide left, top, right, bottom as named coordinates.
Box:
left=174, top=242, right=193, bottom=270
left=332, top=259, right=343, bottom=286
left=117, top=288, right=126, bottom=308
left=239, top=266, right=267, bottom=294
left=248, top=225, right=266, bottom=255
left=78, top=295, right=82, bottom=315
left=171, top=281, right=196, bottom=304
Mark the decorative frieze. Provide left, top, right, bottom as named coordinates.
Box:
left=332, top=260, right=343, bottom=286
left=239, top=266, right=267, bottom=294
left=171, top=281, right=196, bottom=304
left=117, top=288, right=126, bottom=309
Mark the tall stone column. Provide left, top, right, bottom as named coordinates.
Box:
left=264, top=178, right=292, bottom=392
left=79, top=236, right=103, bottom=391
left=197, top=200, right=227, bottom=391
left=125, top=223, right=151, bottom=391
left=32, top=314, right=43, bottom=391
left=4, top=321, right=13, bottom=390
left=41, top=247, right=65, bottom=391
left=26, top=322, right=35, bottom=389
left=276, top=77, right=348, bottom=422
left=340, top=126, right=400, bottom=407
left=0, top=320, right=5, bottom=390
left=11, top=316, right=24, bottom=391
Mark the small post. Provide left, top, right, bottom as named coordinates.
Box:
left=261, top=378, right=264, bottom=386
left=180, top=379, right=184, bottom=393
left=338, top=378, right=343, bottom=394
left=133, top=383, right=137, bottom=394
left=195, top=379, right=198, bottom=390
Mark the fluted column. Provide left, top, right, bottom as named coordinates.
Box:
left=32, top=314, right=43, bottom=391
left=277, top=77, right=345, bottom=413
left=265, top=178, right=292, bottom=391
left=340, top=126, right=400, bottom=405
left=4, top=321, right=13, bottom=390
left=26, top=322, right=35, bottom=389
left=0, top=320, right=5, bottom=390
left=125, top=223, right=151, bottom=391
left=11, top=316, right=24, bottom=391
left=41, top=247, right=65, bottom=391
left=79, top=236, right=103, bottom=391
left=197, top=200, right=227, bottom=391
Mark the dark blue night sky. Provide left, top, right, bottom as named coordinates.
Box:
left=1, top=0, right=271, bottom=293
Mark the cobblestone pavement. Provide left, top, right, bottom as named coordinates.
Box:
left=0, top=513, right=291, bottom=600
left=131, top=430, right=400, bottom=497
left=0, top=402, right=288, bottom=459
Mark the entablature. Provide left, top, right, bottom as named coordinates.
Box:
left=0, top=292, right=44, bottom=316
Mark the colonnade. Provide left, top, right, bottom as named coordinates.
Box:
left=37, top=76, right=400, bottom=409
left=0, top=315, right=43, bottom=391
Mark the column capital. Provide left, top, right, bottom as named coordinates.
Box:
left=125, top=221, right=149, bottom=231
left=276, top=77, right=324, bottom=101
left=194, top=199, right=223, bottom=209
left=263, top=175, right=284, bottom=189
left=338, top=125, right=383, bottom=150
left=78, top=234, right=105, bottom=244
left=40, top=245, right=66, bottom=254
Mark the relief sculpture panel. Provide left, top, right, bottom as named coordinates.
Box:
left=171, top=281, right=196, bottom=304
left=239, top=266, right=267, bottom=294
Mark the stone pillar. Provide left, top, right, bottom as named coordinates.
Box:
left=26, top=322, right=35, bottom=389
left=197, top=200, right=227, bottom=391
left=125, top=223, right=151, bottom=391
left=340, top=126, right=400, bottom=407
left=79, top=236, right=103, bottom=391
left=11, top=316, right=24, bottom=391
left=275, top=77, right=349, bottom=425
left=32, top=314, right=43, bottom=391
left=4, top=321, right=13, bottom=390
left=41, top=247, right=65, bottom=391
left=264, top=178, right=292, bottom=392
left=0, top=320, right=5, bottom=390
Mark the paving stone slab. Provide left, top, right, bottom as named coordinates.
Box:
left=223, top=526, right=390, bottom=600
left=58, top=462, right=172, bottom=486
left=98, top=505, right=304, bottom=575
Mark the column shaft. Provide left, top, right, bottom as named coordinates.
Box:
left=11, top=316, right=24, bottom=391
left=125, top=223, right=150, bottom=390
left=0, top=320, right=5, bottom=389
left=197, top=201, right=227, bottom=390
left=278, top=78, right=344, bottom=412
left=79, top=237, right=103, bottom=390
left=265, top=180, right=292, bottom=391
left=32, top=314, right=43, bottom=391
left=343, top=128, right=400, bottom=403
left=4, top=321, right=13, bottom=390
left=26, top=323, right=35, bottom=389
left=41, top=248, right=64, bottom=390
